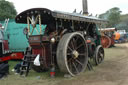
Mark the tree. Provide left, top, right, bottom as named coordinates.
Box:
left=99, top=7, right=121, bottom=27
left=116, top=14, right=128, bottom=32
left=99, top=11, right=109, bottom=20
left=0, top=0, right=17, bottom=21
left=107, top=7, right=121, bottom=27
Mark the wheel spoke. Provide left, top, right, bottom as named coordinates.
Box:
left=72, top=62, right=79, bottom=73
left=71, top=40, right=75, bottom=50
left=100, top=53, right=104, bottom=59
left=76, top=43, right=84, bottom=50
left=98, top=56, right=101, bottom=63
left=75, top=59, right=83, bottom=67
left=79, top=53, right=85, bottom=56
left=68, top=46, right=73, bottom=52
left=75, top=36, right=79, bottom=42
left=72, top=38, right=77, bottom=49
left=97, top=52, right=101, bottom=63
left=68, top=61, right=73, bottom=72
left=67, top=53, right=72, bottom=56
left=68, top=57, right=73, bottom=62
left=99, top=49, right=104, bottom=60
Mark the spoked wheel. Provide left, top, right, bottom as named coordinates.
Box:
left=94, top=45, right=104, bottom=65
left=101, top=35, right=111, bottom=48
left=57, top=32, right=88, bottom=76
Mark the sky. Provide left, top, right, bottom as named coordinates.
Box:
left=6, top=0, right=128, bottom=15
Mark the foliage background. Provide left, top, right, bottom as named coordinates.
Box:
left=99, top=7, right=128, bottom=32
left=0, top=0, right=17, bottom=21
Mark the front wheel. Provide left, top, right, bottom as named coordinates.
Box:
left=94, top=45, right=104, bottom=65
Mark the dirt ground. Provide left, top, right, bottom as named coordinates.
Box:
left=58, top=43, right=128, bottom=85
left=0, top=43, right=128, bottom=85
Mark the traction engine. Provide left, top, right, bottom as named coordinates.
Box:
left=15, top=0, right=106, bottom=77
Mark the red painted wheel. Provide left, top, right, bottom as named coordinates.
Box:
left=101, top=35, right=111, bottom=48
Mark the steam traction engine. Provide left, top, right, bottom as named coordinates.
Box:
left=15, top=8, right=106, bottom=76
left=100, top=28, right=116, bottom=48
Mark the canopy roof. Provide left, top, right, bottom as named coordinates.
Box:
left=15, top=8, right=107, bottom=24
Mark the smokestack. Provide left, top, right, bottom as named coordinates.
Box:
left=83, top=0, right=88, bottom=16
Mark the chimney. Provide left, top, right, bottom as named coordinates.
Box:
left=83, top=0, right=88, bottom=16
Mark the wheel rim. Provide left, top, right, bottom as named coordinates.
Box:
left=67, top=35, right=87, bottom=75
left=57, top=33, right=88, bottom=76
left=95, top=45, right=104, bottom=65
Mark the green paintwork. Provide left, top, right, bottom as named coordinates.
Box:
left=95, top=26, right=101, bottom=46
left=0, top=19, right=46, bottom=52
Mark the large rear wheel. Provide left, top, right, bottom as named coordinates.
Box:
left=57, top=32, right=88, bottom=76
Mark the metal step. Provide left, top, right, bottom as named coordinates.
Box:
left=20, top=47, right=32, bottom=77
left=24, top=55, right=32, bottom=57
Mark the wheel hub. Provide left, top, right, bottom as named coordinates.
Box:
left=72, top=50, right=79, bottom=59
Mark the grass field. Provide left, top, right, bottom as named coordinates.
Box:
left=0, top=43, right=128, bottom=85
